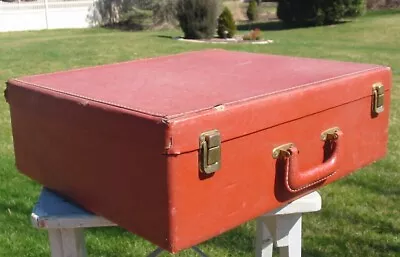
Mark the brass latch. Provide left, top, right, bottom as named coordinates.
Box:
left=320, top=127, right=341, bottom=141
left=272, top=143, right=294, bottom=159
left=199, top=130, right=221, bottom=174
left=372, top=83, right=385, bottom=114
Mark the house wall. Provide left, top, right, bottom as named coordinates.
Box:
left=0, top=0, right=96, bottom=32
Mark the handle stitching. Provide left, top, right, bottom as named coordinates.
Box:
left=284, top=135, right=340, bottom=193
left=284, top=165, right=336, bottom=193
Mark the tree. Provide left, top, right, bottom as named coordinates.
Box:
left=247, top=0, right=259, bottom=22
left=277, top=0, right=366, bottom=26
left=344, top=0, right=366, bottom=17
left=217, top=7, right=237, bottom=38
left=176, top=0, right=219, bottom=39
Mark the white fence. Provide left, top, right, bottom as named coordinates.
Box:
left=0, top=0, right=97, bottom=32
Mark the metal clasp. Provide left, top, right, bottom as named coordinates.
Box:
left=272, top=143, right=294, bottom=159
left=372, top=83, right=384, bottom=114
left=199, top=130, right=221, bottom=174
left=320, top=127, right=341, bottom=141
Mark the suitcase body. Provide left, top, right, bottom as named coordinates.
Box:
left=5, top=50, right=392, bottom=253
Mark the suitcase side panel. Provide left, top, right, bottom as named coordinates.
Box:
left=7, top=84, right=173, bottom=250
left=167, top=84, right=391, bottom=252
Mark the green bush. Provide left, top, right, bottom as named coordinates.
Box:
left=217, top=7, right=236, bottom=38
left=176, top=0, right=219, bottom=39
left=277, top=0, right=365, bottom=26
left=119, top=7, right=154, bottom=30
left=321, top=0, right=347, bottom=24
left=153, top=0, right=178, bottom=28
left=247, top=0, right=259, bottom=21
left=344, top=0, right=366, bottom=16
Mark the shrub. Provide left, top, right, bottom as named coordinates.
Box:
left=344, top=0, right=366, bottom=17
left=277, top=0, right=365, bottom=26
left=176, top=0, right=219, bottom=39
left=153, top=0, right=178, bottom=28
left=89, top=0, right=155, bottom=29
left=321, top=0, right=347, bottom=24
left=247, top=0, right=259, bottom=21
left=133, top=0, right=155, bottom=10
left=119, top=7, right=154, bottom=30
left=217, top=7, right=237, bottom=38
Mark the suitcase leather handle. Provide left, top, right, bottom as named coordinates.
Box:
left=281, top=130, right=343, bottom=193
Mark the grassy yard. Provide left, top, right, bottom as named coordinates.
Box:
left=0, top=10, right=399, bottom=257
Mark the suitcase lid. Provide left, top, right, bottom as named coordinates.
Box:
left=7, top=49, right=391, bottom=155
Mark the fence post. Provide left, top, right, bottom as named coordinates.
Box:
left=44, top=0, right=49, bottom=29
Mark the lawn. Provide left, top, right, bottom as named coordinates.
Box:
left=0, top=10, right=399, bottom=257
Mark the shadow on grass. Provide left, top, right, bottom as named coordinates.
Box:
left=237, top=21, right=291, bottom=31
left=237, top=20, right=349, bottom=31
left=202, top=218, right=400, bottom=256
left=322, top=206, right=400, bottom=235
left=202, top=224, right=255, bottom=255
left=341, top=174, right=400, bottom=198
left=339, top=161, right=400, bottom=198
left=308, top=234, right=400, bottom=255
left=155, top=35, right=174, bottom=39
left=302, top=249, right=327, bottom=257
left=356, top=237, right=400, bottom=253
left=101, top=24, right=146, bottom=32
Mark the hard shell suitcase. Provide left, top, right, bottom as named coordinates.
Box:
left=5, top=50, right=392, bottom=253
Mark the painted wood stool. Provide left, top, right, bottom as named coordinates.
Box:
left=31, top=188, right=321, bottom=257
left=255, top=192, right=322, bottom=257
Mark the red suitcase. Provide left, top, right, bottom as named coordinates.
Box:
left=5, top=49, right=392, bottom=253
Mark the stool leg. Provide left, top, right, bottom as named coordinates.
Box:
left=48, top=229, right=64, bottom=257
left=48, top=228, right=87, bottom=257
left=255, top=218, right=273, bottom=257
left=61, top=228, right=87, bottom=257
left=274, top=214, right=302, bottom=257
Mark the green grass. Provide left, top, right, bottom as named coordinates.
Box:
left=1, top=10, right=400, bottom=257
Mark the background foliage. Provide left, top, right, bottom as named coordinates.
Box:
left=0, top=3, right=399, bottom=257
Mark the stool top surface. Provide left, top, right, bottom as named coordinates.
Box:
left=31, top=188, right=116, bottom=229
left=30, top=188, right=321, bottom=229
left=32, top=188, right=94, bottom=218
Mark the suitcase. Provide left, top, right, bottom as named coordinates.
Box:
left=5, top=49, right=392, bottom=253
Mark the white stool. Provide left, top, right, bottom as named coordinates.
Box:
left=31, top=188, right=321, bottom=257
left=255, top=192, right=322, bottom=257
left=31, top=188, right=208, bottom=257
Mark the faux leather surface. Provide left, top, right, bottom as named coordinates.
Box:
left=10, top=49, right=383, bottom=119
left=165, top=68, right=391, bottom=154
left=7, top=84, right=172, bottom=248
left=284, top=132, right=341, bottom=193
left=166, top=95, right=390, bottom=252
left=5, top=50, right=392, bottom=253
